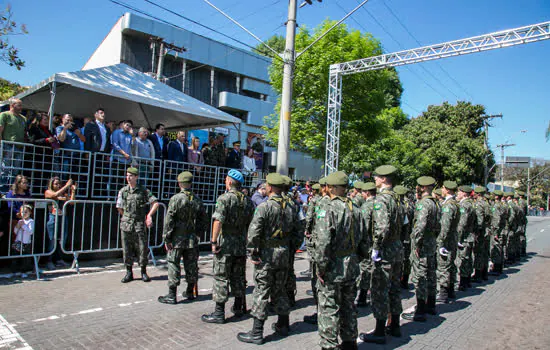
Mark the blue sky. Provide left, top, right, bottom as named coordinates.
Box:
left=2, top=0, right=549, bottom=162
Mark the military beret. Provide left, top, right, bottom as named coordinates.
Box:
left=363, top=182, right=377, bottom=191
left=394, top=185, right=409, bottom=195
left=326, top=171, right=349, bottom=186
left=312, top=183, right=321, bottom=190
left=266, top=173, right=285, bottom=186
left=417, top=176, right=436, bottom=186
left=474, top=186, right=486, bottom=194
left=177, top=171, right=193, bottom=183
left=493, top=190, right=503, bottom=196
left=353, top=181, right=364, bottom=190
left=319, top=177, right=327, bottom=186
left=126, top=167, right=139, bottom=176
left=459, top=185, right=473, bottom=193
left=433, top=188, right=443, bottom=196
left=282, top=175, right=293, bottom=186
left=374, top=165, right=397, bottom=176
left=443, top=180, right=458, bottom=190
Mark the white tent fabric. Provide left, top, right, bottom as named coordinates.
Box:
left=8, top=63, right=240, bottom=129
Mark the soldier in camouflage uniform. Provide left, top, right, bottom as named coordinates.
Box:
left=510, top=193, right=522, bottom=262
left=436, top=181, right=459, bottom=303
left=202, top=169, right=254, bottom=323
left=237, top=173, right=301, bottom=344
left=158, top=171, right=207, bottom=304
left=211, top=134, right=227, bottom=167
left=472, top=186, right=491, bottom=282
left=360, top=165, right=403, bottom=344
left=314, top=171, right=367, bottom=350
left=503, top=192, right=518, bottom=264
left=116, top=167, right=159, bottom=283
left=401, top=190, right=415, bottom=289
left=456, top=185, right=476, bottom=291
left=356, top=182, right=377, bottom=308
left=517, top=191, right=528, bottom=258
left=351, top=181, right=365, bottom=208
left=402, top=176, right=439, bottom=321
left=489, top=190, right=507, bottom=275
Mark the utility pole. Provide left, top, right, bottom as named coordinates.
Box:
left=481, top=114, right=502, bottom=186
left=496, top=143, right=515, bottom=190
left=276, top=0, right=297, bottom=175
left=155, top=39, right=186, bottom=82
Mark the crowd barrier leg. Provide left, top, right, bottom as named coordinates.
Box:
left=33, top=256, right=41, bottom=280
left=149, top=248, right=157, bottom=267
left=72, top=252, right=80, bottom=275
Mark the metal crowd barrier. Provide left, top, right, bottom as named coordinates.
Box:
left=0, top=141, right=91, bottom=197
left=162, top=160, right=220, bottom=202
left=216, top=166, right=262, bottom=200
left=0, top=198, right=59, bottom=280
left=61, top=200, right=166, bottom=273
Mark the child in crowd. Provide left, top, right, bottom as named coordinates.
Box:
left=11, top=204, right=35, bottom=278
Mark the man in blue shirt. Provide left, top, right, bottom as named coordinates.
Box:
left=56, top=114, right=86, bottom=181
left=111, top=120, right=134, bottom=193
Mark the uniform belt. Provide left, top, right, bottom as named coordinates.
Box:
left=264, top=240, right=288, bottom=248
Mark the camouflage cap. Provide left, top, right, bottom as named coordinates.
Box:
left=312, top=183, right=321, bottom=190
left=474, top=186, right=486, bottom=194
left=484, top=193, right=492, bottom=199
left=319, top=177, right=327, bottom=186
left=394, top=185, right=409, bottom=195
left=282, top=175, right=293, bottom=186
left=363, top=182, right=377, bottom=191
left=443, top=180, right=458, bottom=190
left=126, top=167, right=139, bottom=176
left=433, top=188, right=443, bottom=196
left=493, top=190, right=504, bottom=196
left=374, top=165, right=397, bottom=176
left=266, top=173, right=285, bottom=186
left=459, top=185, right=473, bottom=193
left=516, top=190, right=525, bottom=196
left=417, top=176, right=436, bottom=186
left=353, top=181, right=364, bottom=190
left=326, top=171, right=349, bottom=186
left=177, top=171, right=193, bottom=183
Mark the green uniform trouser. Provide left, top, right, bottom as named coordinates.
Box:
left=212, top=254, right=246, bottom=304
left=317, top=281, right=358, bottom=349
left=357, top=257, right=372, bottom=291
left=167, top=248, right=199, bottom=288
left=370, top=259, right=403, bottom=320
left=286, top=253, right=296, bottom=296
left=120, top=218, right=148, bottom=268
left=437, top=249, right=457, bottom=290
left=502, top=231, right=510, bottom=261
left=402, top=240, right=412, bottom=279
left=490, top=234, right=503, bottom=265
left=311, top=261, right=318, bottom=303
left=457, top=242, right=473, bottom=278
left=251, top=260, right=289, bottom=321
left=473, top=236, right=487, bottom=270
left=411, top=252, right=437, bottom=300
left=520, top=227, right=527, bottom=255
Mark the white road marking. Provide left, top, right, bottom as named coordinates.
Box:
left=0, top=315, right=32, bottom=349
left=541, top=229, right=545, bottom=232
left=73, top=308, right=103, bottom=315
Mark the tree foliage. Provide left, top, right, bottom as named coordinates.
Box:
left=1, top=4, right=27, bottom=70
left=503, top=162, right=550, bottom=208
left=0, top=77, right=25, bottom=100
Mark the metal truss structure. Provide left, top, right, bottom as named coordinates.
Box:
left=325, top=21, right=550, bottom=175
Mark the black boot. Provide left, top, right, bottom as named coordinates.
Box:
left=426, top=295, right=437, bottom=315
left=341, top=340, right=358, bottom=350
left=201, top=302, right=225, bottom=324
left=466, top=276, right=472, bottom=288
left=184, top=283, right=195, bottom=300
left=303, top=312, right=318, bottom=324
left=271, top=314, right=290, bottom=336
left=288, top=291, right=296, bottom=307
left=402, top=299, right=427, bottom=322
left=482, top=268, right=489, bottom=280
left=489, top=264, right=501, bottom=276
left=458, top=278, right=467, bottom=291
left=121, top=266, right=133, bottom=283
left=158, top=286, right=177, bottom=304
left=237, top=317, right=264, bottom=344
left=471, top=270, right=482, bottom=283
left=448, top=283, right=456, bottom=299
left=387, top=314, right=401, bottom=337
left=359, top=318, right=387, bottom=344
left=436, top=287, right=449, bottom=304
left=400, top=274, right=409, bottom=289
left=231, top=296, right=244, bottom=317
left=141, top=266, right=151, bottom=282
left=356, top=289, right=368, bottom=307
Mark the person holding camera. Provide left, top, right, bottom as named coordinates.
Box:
left=56, top=114, right=85, bottom=181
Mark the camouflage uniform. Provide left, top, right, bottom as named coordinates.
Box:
left=436, top=195, right=459, bottom=291
left=490, top=199, right=507, bottom=268
left=358, top=196, right=375, bottom=292
left=510, top=200, right=522, bottom=261
left=283, top=193, right=305, bottom=303
left=305, top=194, right=321, bottom=300
left=457, top=197, right=476, bottom=281
left=473, top=197, right=491, bottom=275
left=211, top=142, right=226, bottom=167
left=503, top=199, right=517, bottom=262
left=116, top=184, right=157, bottom=268
left=518, top=197, right=528, bottom=256
left=211, top=188, right=254, bottom=304
left=352, top=194, right=365, bottom=208
left=315, top=196, right=368, bottom=349
left=401, top=197, right=415, bottom=285
left=163, top=188, right=207, bottom=289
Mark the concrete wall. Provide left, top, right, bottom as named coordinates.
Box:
left=82, top=17, right=123, bottom=70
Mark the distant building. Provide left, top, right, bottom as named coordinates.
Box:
left=84, top=12, right=323, bottom=179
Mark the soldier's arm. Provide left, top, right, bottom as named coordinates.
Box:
left=163, top=198, right=180, bottom=244
left=456, top=205, right=467, bottom=243
left=116, top=190, right=124, bottom=216
left=411, top=200, right=429, bottom=250
left=304, top=198, right=317, bottom=234
left=247, top=204, right=266, bottom=252
left=372, top=198, right=390, bottom=252
left=438, top=205, right=452, bottom=248
left=211, top=195, right=228, bottom=243
left=356, top=208, right=369, bottom=259
left=146, top=190, right=159, bottom=217
left=196, top=200, right=209, bottom=238
left=314, top=204, right=332, bottom=276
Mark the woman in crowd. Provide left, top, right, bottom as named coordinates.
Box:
left=45, top=177, right=75, bottom=269
left=6, top=175, right=32, bottom=233
left=27, top=113, right=58, bottom=176
left=242, top=147, right=257, bottom=176
left=188, top=136, right=204, bottom=171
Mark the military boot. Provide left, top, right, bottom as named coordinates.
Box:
left=448, top=283, right=456, bottom=299
left=184, top=283, right=196, bottom=300
left=158, top=286, right=177, bottom=305
left=402, top=299, right=427, bottom=322
left=201, top=302, right=225, bottom=324
left=237, top=317, right=264, bottom=344
left=231, top=296, right=244, bottom=318
left=489, top=265, right=500, bottom=276
left=271, top=314, right=290, bottom=336
left=288, top=290, right=296, bottom=307
left=141, top=266, right=151, bottom=282
left=400, top=274, right=409, bottom=289
left=466, top=276, right=472, bottom=288
left=303, top=312, right=318, bottom=324
left=341, top=340, right=358, bottom=350
left=471, top=270, right=482, bottom=283
left=458, top=278, right=467, bottom=291
left=387, top=314, right=402, bottom=337
left=359, top=318, right=387, bottom=344
left=426, top=295, right=437, bottom=315
left=356, top=289, right=368, bottom=307
left=121, top=266, right=133, bottom=283
left=436, top=287, right=449, bottom=304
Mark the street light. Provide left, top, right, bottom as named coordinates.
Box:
left=299, top=0, right=322, bottom=8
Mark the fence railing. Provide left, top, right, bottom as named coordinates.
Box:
left=162, top=160, right=220, bottom=202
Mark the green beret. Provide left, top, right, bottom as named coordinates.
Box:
left=474, top=186, right=486, bottom=194
left=126, top=167, right=139, bottom=176
left=394, top=185, right=409, bottom=195
left=312, top=183, right=321, bottom=190
left=374, top=165, right=397, bottom=176
left=459, top=185, right=473, bottom=193
left=493, top=190, right=503, bottom=196
left=353, top=181, right=364, bottom=190
left=177, top=171, right=193, bottom=183
left=326, top=171, right=348, bottom=186
left=266, top=173, right=285, bottom=186
left=319, top=177, right=327, bottom=186
left=363, top=182, right=376, bottom=191
left=433, top=188, right=443, bottom=196
left=443, top=180, right=458, bottom=190
left=281, top=175, right=293, bottom=186
left=417, top=176, right=436, bottom=186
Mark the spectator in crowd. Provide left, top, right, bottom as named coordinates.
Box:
left=27, top=113, right=57, bottom=148
left=225, top=141, right=242, bottom=169
left=167, top=131, right=187, bottom=163
left=11, top=204, right=35, bottom=277
left=56, top=114, right=86, bottom=180
left=201, top=142, right=212, bottom=166
left=105, top=120, right=116, bottom=133
left=84, top=108, right=111, bottom=153
left=79, top=117, right=92, bottom=150
left=6, top=175, right=31, bottom=221
left=131, top=127, right=155, bottom=179
left=210, top=134, right=226, bottom=166
left=250, top=182, right=267, bottom=207
left=242, top=147, right=257, bottom=176
left=45, top=177, right=75, bottom=269
left=0, top=98, right=26, bottom=192
left=188, top=136, right=204, bottom=170
left=149, top=123, right=169, bottom=160
left=111, top=120, right=134, bottom=186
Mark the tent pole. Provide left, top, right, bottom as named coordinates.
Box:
left=48, top=81, right=57, bottom=129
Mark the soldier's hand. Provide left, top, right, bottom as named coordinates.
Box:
left=250, top=256, right=262, bottom=265
left=145, top=215, right=153, bottom=228
left=439, top=247, right=449, bottom=256
left=371, top=249, right=382, bottom=262
left=415, top=248, right=420, bottom=258
left=165, top=243, right=173, bottom=251
left=457, top=242, right=465, bottom=250
left=212, top=244, right=221, bottom=254
left=317, top=273, right=325, bottom=285
left=305, top=231, right=311, bottom=238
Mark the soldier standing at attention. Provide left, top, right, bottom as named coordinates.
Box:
left=116, top=167, right=159, bottom=283
left=517, top=191, right=528, bottom=258
left=360, top=165, right=403, bottom=344
left=489, top=190, right=506, bottom=275
left=202, top=169, right=254, bottom=323
left=402, top=176, right=439, bottom=321
left=237, top=173, right=300, bottom=344
left=314, top=171, right=367, bottom=350
left=472, top=186, right=491, bottom=282
left=158, top=171, right=207, bottom=304
left=351, top=181, right=365, bottom=207
left=401, top=188, right=415, bottom=289
left=456, top=185, right=476, bottom=291
left=356, top=182, right=377, bottom=308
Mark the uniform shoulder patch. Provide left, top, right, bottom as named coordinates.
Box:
left=491, top=207, right=496, bottom=212
left=442, top=207, right=450, bottom=213
left=373, top=203, right=382, bottom=210
left=416, top=204, right=423, bottom=211
left=317, top=209, right=326, bottom=218
left=460, top=208, right=465, bottom=213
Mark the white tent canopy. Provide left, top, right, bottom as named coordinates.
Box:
left=7, top=63, right=241, bottom=129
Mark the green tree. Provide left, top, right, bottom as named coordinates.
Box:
left=261, top=20, right=403, bottom=160
left=1, top=4, right=27, bottom=70
left=253, top=35, right=285, bottom=56
left=0, top=77, right=25, bottom=100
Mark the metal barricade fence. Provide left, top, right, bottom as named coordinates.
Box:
left=0, top=198, right=59, bottom=280
left=215, top=166, right=262, bottom=199
left=161, top=160, right=219, bottom=202
left=61, top=200, right=166, bottom=273
left=0, top=141, right=91, bottom=197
